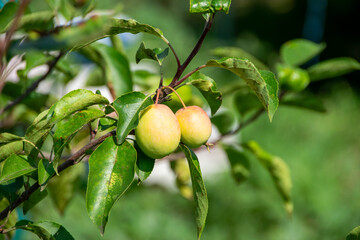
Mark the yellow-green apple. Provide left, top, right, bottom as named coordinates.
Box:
left=175, top=106, right=212, bottom=148
left=135, top=104, right=181, bottom=159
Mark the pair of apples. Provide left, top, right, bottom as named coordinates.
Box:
left=135, top=104, right=212, bottom=159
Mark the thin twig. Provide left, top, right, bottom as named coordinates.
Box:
left=176, top=64, right=207, bottom=86
left=169, top=13, right=215, bottom=88
left=0, top=51, right=64, bottom=115
left=0, top=130, right=116, bottom=221
left=167, top=42, right=181, bottom=68
left=0, top=0, right=31, bottom=69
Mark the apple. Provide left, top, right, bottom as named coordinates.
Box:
left=135, top=104, right=181, bottom=159
left=175, top=106, right=212, bottom=148
left=277, top=64, right=310, bottom=92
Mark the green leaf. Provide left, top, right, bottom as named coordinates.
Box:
left=243, top=141, right=293, bottom=216
left=280, top=39, right=326, bottom=67
left=24, top=110, right=53, bottom=159
left=180, top=144, right=208, bottom=240
left=86, top=138, right=136, bottom=234
left=98, top=117, right=117, bottom=131
left=0, top=198, right=18, bottom=239
left=38, top=159, right=55, bottom=190
left=0, top=133, right=23, bottom=145
left=10, top=17, right=168, bottom=53
left=281, top=92, right=326, bottom=113
left=0, top=141, right=24, bottom=162
left=190, top=0, right=232, bottom=14
left=5, top=11, right=54, bottom=32
left=308, top=57, right=360, bottom=81
left=24, top=109, right=53, bottom=159
left=211, top=47, right=269, bottom=70
left=346, top=226, right=360, bottom=240
left=112, top=92, right=152, bottom=144
left=23, top=189, right=48, bottom=215
left=108, top=18, right=165, bottom=40
left=187, top=71, right=222, bottom=116
left=222, top=144, right=250, bottom=184
left=0, top=155, right=36, bottom=184
left=206, top=57, right=279, bottom=121
left=135, top=42, right=169, bottom=65
left=0, top=177, right=24, bottom=204
left=0, top=133, right=24, bottom=162
left=134, top=143, right=155, bottom=183
left=94, top=44, right=133, bottom=98
left=47, top=89, right=109, bottom=124
left=234, top=91, right=262, bottom=117
left=16, top=220, right=75, bottom=240
left=52, top=109, right=104, bottom=170
left=48, top=162, right=85, bottom=215
left=0, top=2, right=18, bottom=33
left=259, top=70, right=279, bottom=120
left=60, top=17, right=166, bottom=49
left=21, top=51, right=53, bottom=77
left=211, top=110, right=236, bottom=135
left=59, top=0, right=77, bottom=21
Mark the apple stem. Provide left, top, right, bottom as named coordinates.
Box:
left=161, top=85, right=187, bottom=109
left=155, top=88, right=161, bottom=104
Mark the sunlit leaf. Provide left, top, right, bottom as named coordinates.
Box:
left=206, top=58, right=278, bottom=121
left=86, top=138, right=136, bottom=234
left=211, top=47, right=269, bottom=70
left=190, top=0, right=232, bottom=14
left=187, top=71, right=222, bottom=116
left=16, top=220, right=74, bottom=240
left=112, top=92, right=152, bottom=144
left=47, top=89, right=109, bottom=124
left=180, top=144, right=208, bottom=240
left=0, top=155, right=36, bottom=184
left=52, top=108, right=104, bottom=171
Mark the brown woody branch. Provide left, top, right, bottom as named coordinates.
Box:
left=0, top=52, right=64, bottom=116
left=0, top=130, right=116, bottom=222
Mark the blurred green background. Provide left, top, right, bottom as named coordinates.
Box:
left=13, top=0, right=360, bottom=239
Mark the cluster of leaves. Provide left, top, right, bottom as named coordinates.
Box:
left=0, top=0, right=360, bottom=239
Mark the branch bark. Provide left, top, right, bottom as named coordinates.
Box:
left=0, top=51, right=64, bottom=115
left=0, top=130, right=116, bottom=222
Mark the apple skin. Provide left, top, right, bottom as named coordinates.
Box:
left=175, top=106, right=212, bottom=148
left=135, top=104, right=181, bottom=159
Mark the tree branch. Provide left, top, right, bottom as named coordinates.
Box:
left=169, top=14, right=215, bottom=88
left=0, top=0, right=31, bottom=69
left=0, top=130, right=116, bottom=222
left=0, top=51, right=64, bottom=115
